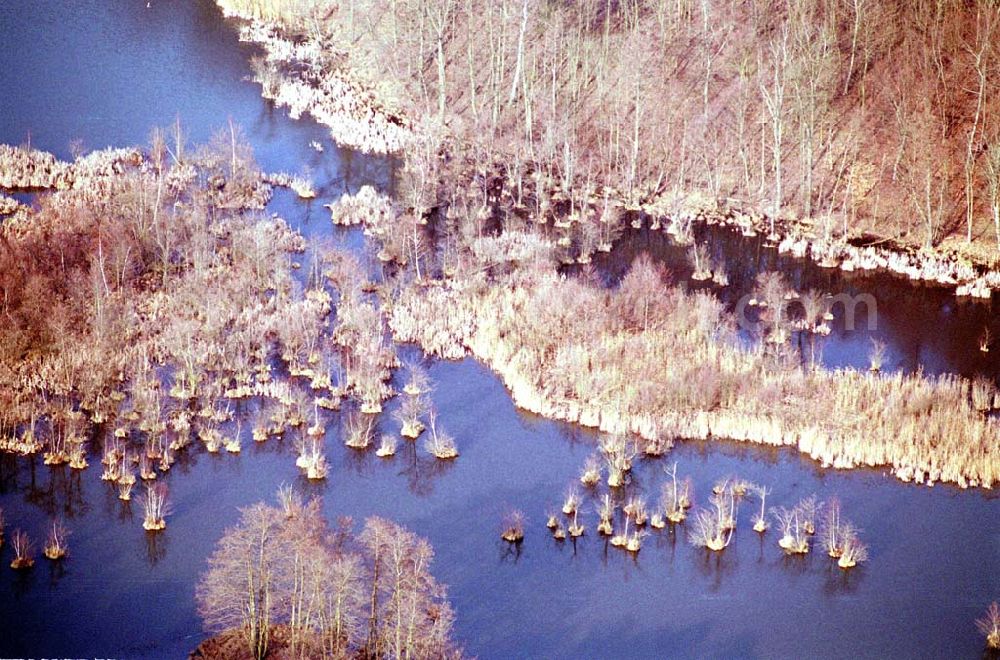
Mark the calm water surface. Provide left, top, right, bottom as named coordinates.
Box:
left=1, top=2, right=998, bottom=658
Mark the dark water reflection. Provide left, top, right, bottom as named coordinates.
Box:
left=589, top=225, right=1000, bottom=380
left=0, top=1, right=998, bottom=659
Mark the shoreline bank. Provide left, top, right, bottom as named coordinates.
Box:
left=213, top=2, right=1000, bottom=301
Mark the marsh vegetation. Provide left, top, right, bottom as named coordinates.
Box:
left=0, top=0, right=998, bottom=656
left=390, top=249, right=1000, bottom=488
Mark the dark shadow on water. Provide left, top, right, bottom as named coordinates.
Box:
left=143, top=531, right=168, bottom=567
left=822, top=562, right=864, bottom=596
left=499, top=540, right=523, bottom=564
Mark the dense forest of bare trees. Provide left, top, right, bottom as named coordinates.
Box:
left=223, top=0, right=1000, bottom=265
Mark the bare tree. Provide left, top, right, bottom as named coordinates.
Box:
left=963, top=7, right=994, bottom=242
left=843, top=0, right=870, bottom=94
left=759, top=23, right=790, bottom=231
left=359, top=516, right=455, bottom=658
left=197, top=503, right=284, bottom=660
left=986, top=142, right=1000, bottom=248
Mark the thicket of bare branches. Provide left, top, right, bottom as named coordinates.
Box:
left=226, top=0, right=1000, bottom=268
left=978, top=601, right=1000, bottom=650
left=0, top=125, right=403, bottom=488
left=197, top=493, right=459, bottom=659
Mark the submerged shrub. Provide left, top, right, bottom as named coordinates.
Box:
left=43, top=519, right=69, bottom=560
left=141, top=483, right=170, bottom=531
left=10, top=529, right=34, bottom=569
left=501, top=510, right=525, bottom=543
left=423, top=411, right=458, bottom=459
left=977, top=602, right=1000, bottom=650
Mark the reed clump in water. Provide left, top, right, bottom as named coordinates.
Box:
left=10, top=529, right=34, bottom=569
left=327, top=185, right=396, bottom=227
left=561, top=486, right=580, bottom=516
left=501, top=510, right=525, bottom=543
left=579, top=454, right=602, bottom=487
left=977, top=602, right=1000, bottom=650
left=375, top=434, right=397, bottom=457
left=142, top=483, right=170, bottom=531
left=43, top=519, right=69, bottom=560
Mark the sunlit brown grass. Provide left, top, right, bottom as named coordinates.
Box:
left=390, top=255, right=999, bottom=488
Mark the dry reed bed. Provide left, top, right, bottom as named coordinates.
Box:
left=389, top=265, right=999, bottom=488
left=0, top=193, right=25, bottom=216
left=215, top=2, right=410, bottom=155
left=0, top=144, right=144, bottom=191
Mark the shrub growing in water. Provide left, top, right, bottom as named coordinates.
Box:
left=501, top=510, right=525, bottom=543
left=689, top=486, right=736, bottom=552
left=141, top=483, right=170, bottom=531
left=977, top=602, right=1000, bottom=650
left=10, top=529, right=34, bottom=569
left=662, top=463, right=693, bottom=524
left=423, top=411, right=458, bottom=459
left=43, top=519, right=69, bottom=560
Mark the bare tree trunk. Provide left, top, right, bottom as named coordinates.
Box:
left=964, top=9, right=991, bottom=243
left=760, top=25, right=789, bottom=233
left=507, top=0, right=529, bottom=107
